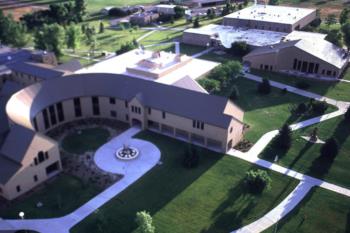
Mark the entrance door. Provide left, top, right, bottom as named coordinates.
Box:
left=132, top=118, right=142, bottom=128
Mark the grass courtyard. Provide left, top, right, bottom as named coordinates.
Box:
left=202, top=77, right=337, bottom=143
left=259, top=116, right=350, bottom=189
left=264, top=187, right=350, bottom=233
left=251, top=69, right=350, bottom=102
left=61, top=127, right=110, bottom=154
left=0, top=174, right=101, bottom=219
left=72, top=131, right=298, bottom=233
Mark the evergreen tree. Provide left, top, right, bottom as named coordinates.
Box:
left=245, top=169, right=272, bottom=194
left=320, top=137, right=339, bottom=159
left=257, top=78, right=271, bottom=94
left=230, top=85, right=239, bottom=100
left=66, top=24, right=82, bottom=52
left=193, top=17, right=200, bottom=28
left=345, top=106, right=350, bottom=122
left=277, top=124, right=292, bottom=150
left=74, top=0, right=86, bottom=21
left=340, top=8, right=350, bottom=25
left=99, top=21, right=105, bottom=34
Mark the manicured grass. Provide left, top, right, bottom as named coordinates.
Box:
left=208, top=77, right=336, bottom=143
left=264, top=187, right=350, bottom=233
left=0, top=174, right=100, bottom=219
left=259, top=116, right=350, bottom=189
left=61, top=127, right=110, bottom=154
left=251, top=69, right=350, bottom=102
left=72, top=131, right=298, bottom=233
left=199, top=51, right=241, bottom=63
left=86, top=0, right=159, bottom=12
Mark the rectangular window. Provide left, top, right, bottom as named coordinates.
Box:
left=126, top=114, right=129, bottom=121
left=44, top=152, right=49, bottom=160
left=131, top=106, right=135, bottom=112
left=34, top=175, right=38, bottom=182
left=56, top=102, right=64, bottom=122
left=200, top=122, right=204, bottom=130
left=125, top=101, right=128, bottom=108
left=196, top=121, right=200, bottom=128
left=260, top=64, right=263, bottom=69
left=193, top=120, right=196, bottom=128
left=301, top=61, right=308, bottom=72
left=326, top=70, right=332, bottom=76
left=110, top=110, right=117, bottom=117
left=16, top=185, right=21, bottom=193
left=308, top=62, right=314, bottom=74
left=33, top=117, right=38, bottom=131
left=314, top=63, right=319, bottom=73
left=92, top=97, right=100, bottom=116
left=162, top=111, right=166, bottom=119
left=297, top=61, right=302, bottom=70
left=293, top=59, right=297, bottom=70
left=49, top=105, right=57, bottom=125
left=109, top=98, right=116, bottom=104
left=148, top=108, right=151, bottom=115
left=38, top=152, right=45, bottom=163
left=34, top=158, right=38, bottom=165
left=43, top=109, right=50, bottom=129
left=333, top=71, right=337, bottom=77
left=74, top=98, right=82, bottom=117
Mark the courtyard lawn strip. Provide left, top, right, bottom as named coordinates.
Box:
left=259, top=116, right=350, bottom=189
left=263, top=187, right=350, bottom=233
left=251, top=69, right=350, bottom=102
left=0, top=174, right=101, bottom=219
left=203, top=77, right=337, bottom=143
left=72, top=131, right=298, bottom=233
left=61, top=127, right=110, bottom=154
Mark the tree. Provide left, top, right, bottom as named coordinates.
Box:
left=325, top=29, right=343, bottom=47
left=99, top=21, right=104, bottom=34
left=174, top=5, right=185, bottom=19
left=34, top=23, right=65, bottom=57
left=182, top=146, right=199, bottom=168
left=245, top=169, right=272, bottom=194
left=230, top=85, right=239, bottom=100
left=135, top=211, right=155, bottom=233
left=228, top=41, right=250, bottom=56
left=269, top=0, right=279, bottom=5
left=66, top=24, right=82, bottom=52
left=257, top=78, right=271, bottom=94
left=345, top=106, right=350, bottom=122
left=116, top=42, right=136, bottom=55
left=325, top=14, right=337, bottom=26
left=341, top=22, right=350, bottom=49
left=74, top=0, right=86, bottom=21
left=198, top=78, right=220, bottom=93
left=277, top=124, right=292, bottom=150
left=207, top=61, right=242, bottom=91
left=193, top=17, right=200, bottom=28
left=7, top=22, right=30, bottom=47
left=320, top=137, right=339, bottom=159
left=340, top=8, right=350, bottom=25
left=207, top=8, right=215, bottom=19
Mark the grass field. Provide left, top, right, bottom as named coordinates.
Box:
left=0, top=174, right=100, bottom=219
left=264, top=187, right=350, bottom=233
left=61, top=127, right=110, bottom=154
left=251, top=69, right=350, bottom=102
left=259, top=116, right=350, bottom=189
left=72, top=131, right=298, bottom=233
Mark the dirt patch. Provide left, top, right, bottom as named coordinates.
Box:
left=3, top=5, right=47, bottom=20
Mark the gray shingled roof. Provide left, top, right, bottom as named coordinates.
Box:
left=0, top=155, right=21, bottom=184
left=7, top=62, right=64, bottom=80
left=13, top=73, right=236, bottom=128
left=0, top=124, right=36, bottom=164
left=0, top=97, right=9, bottom=136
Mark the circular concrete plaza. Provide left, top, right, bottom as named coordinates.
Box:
left=94, top=130, right=161, bottom=176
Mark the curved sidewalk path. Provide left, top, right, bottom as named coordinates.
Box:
left=229, top=74, right=350, bottom=233
left=0, top=127, right=161, bottom=233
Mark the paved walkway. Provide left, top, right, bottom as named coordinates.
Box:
left=191, top=47, right=215, bottom=58
left=0, top=127, right=161, bottom=233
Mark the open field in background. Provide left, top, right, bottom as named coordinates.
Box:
left=263, top=187, right=350, bottom=233
left=72, top=131, right=298, bottom=233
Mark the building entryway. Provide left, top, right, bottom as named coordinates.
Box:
left=132, top=118, right=142, bottom=128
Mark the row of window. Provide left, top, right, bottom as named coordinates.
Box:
left=260, top=64, right=273, bottom=71
left=131, top=106, right=142, bottom=114
left=292, top=59, right=337, bottom=77
left=42, top=103, right=65, bottom=129
left=193, top=120, right=204, bottom=130
left=16, top=175, right=39, bottom=193
left=33, top=151, right=49, bottom=166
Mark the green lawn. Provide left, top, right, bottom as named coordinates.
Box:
left=86, top=0, right=159, bottom=13
left=199, top=51, right=241, bottom=63
left=61, top=127, right=110, bottom=154
left=72, top=131, right=298, bottom=233
left=202, top=77, right=336, bottom=143
left=259, top=116, right=350, bottom=189
left=0, top=174, right=100, bottom=219
left=264, top=187, right=350, bottom=233
left=251, top=69, right=350, bottom=102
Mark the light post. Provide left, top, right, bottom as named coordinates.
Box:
left=19, top=212, right=28, bottom=233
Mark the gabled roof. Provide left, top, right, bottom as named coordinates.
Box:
left=244, top=39, right=348, bottom=69
left=1, top=81, right=23, bottom=97
left=0, top=124, right=36, bottom=164
left=7, top=73, right=242, bottom=129
left=0, top=155, right=21, bottom=184
left=173, top=76, right=208, bottom=94
left=7, top=62, right=64, bottom=80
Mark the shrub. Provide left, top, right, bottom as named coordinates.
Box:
left=193, top=17, right=200, bottom=28
left=345, top=107, right=350, bottom=122
left=245, top=169, right=271, bottom=194
left=230, top=85, right=239, bottom=100
left=108, top=7, right=128, bottom=17
left=257, top=78, right=271, bottom=94
left=135, top=211, right=155, bottom=233
left=296, top=81, right=310, bottom=90
left=198, top=78, right=220, bottom=93
left=311, top=101, right=328, bottom=114
left=320, top=137, right=339, bottom=159
left=182, top=146, right=199, bottom=169
left=116, top=42, right=136, bottom=55
left=228, top=41, right=250, bottom=57
left=277, top=124, right=292, bottom=150
left=281, top=88, right=287, bottom=95
left=296, top=103, right=308, bottom=114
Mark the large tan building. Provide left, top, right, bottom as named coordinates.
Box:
left=6, top=73, right=244, bottom=154
left=243, top=38, right=348, bottom=78
left=223, top=4, right=316, bottom=33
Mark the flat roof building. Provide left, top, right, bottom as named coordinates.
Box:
left=223, top=4, right=316, bottom=32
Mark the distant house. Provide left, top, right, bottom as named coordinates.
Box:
left=154, top=4, right=188, bottom=15
left=130, top=12, right=160, bottom=26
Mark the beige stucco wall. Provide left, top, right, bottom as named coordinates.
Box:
left=1, top=135, right=61, bottom=200
left=182, top=32, right=212, bottom=46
